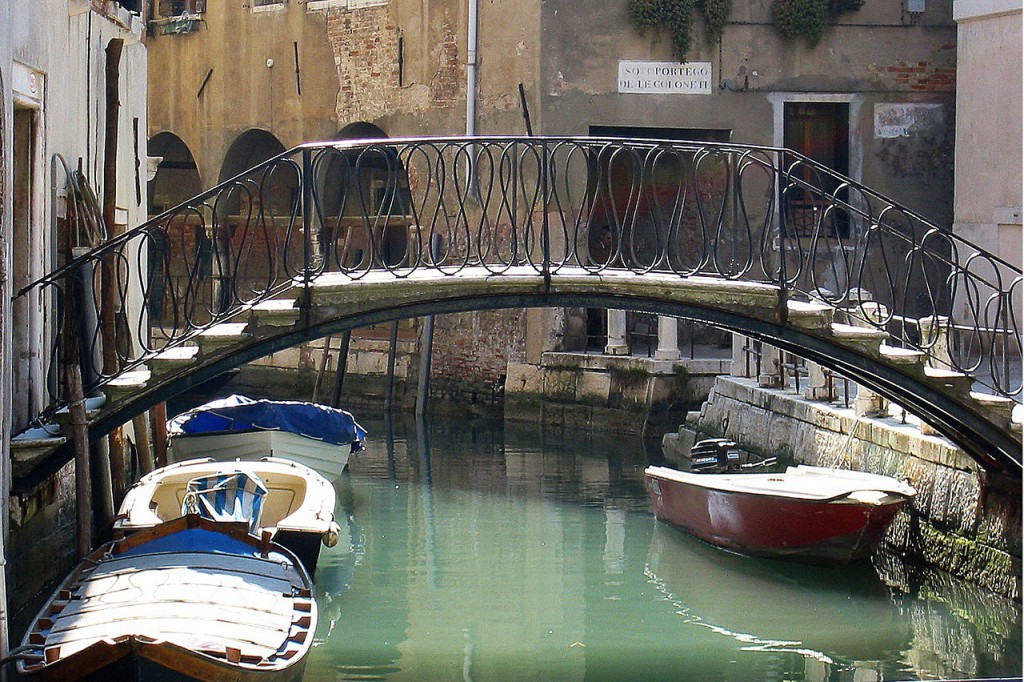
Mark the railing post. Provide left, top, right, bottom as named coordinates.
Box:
left=541, top=139, right=551, bottom=290
left=301, top=148, right=314, bottom=323
left=776, top=150, right=789, bottom=326
left=302, top=148, right=314, bottom=283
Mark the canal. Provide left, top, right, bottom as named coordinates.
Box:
left=305, top=413, right=1022, bottom=681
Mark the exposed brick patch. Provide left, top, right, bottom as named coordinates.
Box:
left=326, top=7, right=402, bottom=122
left=325, top=7, right=461, bottom=124
left=868, top=60, right=956, bottom=93
left=432, top=308, right=527, bottom=389
left=430, top=28, right=461, bottom=108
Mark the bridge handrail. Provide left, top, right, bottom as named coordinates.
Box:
left=13, top=136, right=1022, bottom=427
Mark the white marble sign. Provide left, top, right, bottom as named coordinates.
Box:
left=617, top=60, right=713, bottom=95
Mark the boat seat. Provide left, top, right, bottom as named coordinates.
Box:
left=181, top=471, right=268, bottom=534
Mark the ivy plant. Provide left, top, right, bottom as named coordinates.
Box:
left=772, top=0, right=863, bottom=48
left=627, top=0, right=732, bottom=62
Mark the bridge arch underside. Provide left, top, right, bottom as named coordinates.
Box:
left=73, top=273, right=1023, bottom=485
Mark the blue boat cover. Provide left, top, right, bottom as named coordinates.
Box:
left=170, top=395, right=367, bottom=451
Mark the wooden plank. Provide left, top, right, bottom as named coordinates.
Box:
left=47, top=616, right=290, bottom=654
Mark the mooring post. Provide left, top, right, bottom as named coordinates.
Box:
left=416, top=234, right=443, bottom=417
left=331, top=332, right=351, bottom=408
left=65, top=361, right=93, bottom=559
left=384, top=321, right=399, bottom=412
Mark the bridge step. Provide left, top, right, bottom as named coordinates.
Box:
left=196, top=323, right=251, bottom=354
left=51, top=395, right=107, bottom=431
left=104, top=369, right=151, bottom=404
left=150, top=346, right=199, bottom=376
left=10, top=435, right=66, bottom=478
left=878, top=344, right=927, bottom=365
left=969, top=391, right=1018, bottom=423
left=922, top=365, right=975, bottom=395
left=249, top=299, right=300, bottom=328
left=829, top=323, right=888, bottom=353
left=786, top=300, right=834, bottom=330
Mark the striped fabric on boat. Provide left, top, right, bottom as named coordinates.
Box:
left=181, top=471, right=268, bottom=534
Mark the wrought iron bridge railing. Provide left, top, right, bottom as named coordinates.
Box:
left=17, top=136, right=1023, bottom=426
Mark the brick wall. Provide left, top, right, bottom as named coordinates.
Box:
left=325, top=7, right=462, bottom=123
left=868, top=46, right=957, bottom=92
left=431, top=308, right=528, bottom=401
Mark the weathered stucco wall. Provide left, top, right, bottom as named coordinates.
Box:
left=3, top=0, right=150, bottom=617
left=952, top=1, right=1022, bottom=268
left=539, top=0, right=957, bottom=226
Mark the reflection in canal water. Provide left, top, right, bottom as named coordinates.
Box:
left=305, top=414, right=1022, bottom=681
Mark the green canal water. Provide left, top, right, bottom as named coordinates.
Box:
left=304, top=414, right=1022, bottom=682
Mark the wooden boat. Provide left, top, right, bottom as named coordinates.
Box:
left=167, top=395, right=366, bottom=480
left=114, top=457, right=341, bottom=573
left=645, top=444, right=916, bottom=564
left=13, top=515, right=317, bottom=681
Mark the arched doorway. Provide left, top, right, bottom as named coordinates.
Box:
left=217, top=129, right=293, bottom=215
left=147, top=131, right=201, bottom=215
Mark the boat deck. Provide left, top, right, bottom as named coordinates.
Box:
left=29, top=528, right=313, bottom=665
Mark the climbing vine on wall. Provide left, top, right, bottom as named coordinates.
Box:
left=627, top=0, right=732, bottom=61
left=772, top=0, right=864, bottom=48
left=627, top=0, right=864, bottom=57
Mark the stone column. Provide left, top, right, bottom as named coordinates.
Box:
left=604, top=309, right=629, bottom=355
left=918, top=315, right=952, bottom=369
left=654, top=316, right=681, bottom=361
left=731, top=334, right=753, bottom=378
left=758, top=343, right=782, bottom=388
left=851, top=300, right=889, bottom=416
left=804, top=361, right=837, bottom=401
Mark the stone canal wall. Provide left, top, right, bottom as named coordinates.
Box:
left=663, top=376, right=1022, bottom=600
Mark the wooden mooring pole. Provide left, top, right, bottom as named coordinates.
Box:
left=64, top=361, right=93, bottom=559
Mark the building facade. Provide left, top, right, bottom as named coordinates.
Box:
left=952, top=0, right=1021, bottom=318
left=146, top=0, right=959, bottom=403
left=1, top=0, right=149, bottom=636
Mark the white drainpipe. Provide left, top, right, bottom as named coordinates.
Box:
left=466, top=0, right=478, bottom=137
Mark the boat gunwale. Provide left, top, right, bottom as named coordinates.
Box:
left=645, top=464, right=916, bottom=503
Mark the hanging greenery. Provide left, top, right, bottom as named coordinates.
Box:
left=772, top=0, right=864, bottom=48
left=627, top=0, right=731, bottom=62
left=627, top=0, right=861, bottom=59
left=698, top=0, right=731, bottom=42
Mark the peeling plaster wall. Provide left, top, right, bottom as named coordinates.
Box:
left=4, top=0, right=149, bottom=614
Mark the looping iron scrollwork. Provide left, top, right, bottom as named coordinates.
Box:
left=17, top=136, right=1023, bottom=426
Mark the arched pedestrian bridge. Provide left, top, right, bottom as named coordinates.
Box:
left=12, top=136, right=1021, bottom=490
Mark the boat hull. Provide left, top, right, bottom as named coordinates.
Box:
left=16, top=516, right=316, bottom=681
left=169, top=429, right=352, bottom=480
left=645, top=468, right=909, bottom=564
left=19, top=636, right=307, bottom=682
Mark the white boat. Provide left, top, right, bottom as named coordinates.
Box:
left=115, top=457, right=341, bottom=573
left=14, top=515, right=316, bottom=681
left=167, top=395, right=367, bottom=479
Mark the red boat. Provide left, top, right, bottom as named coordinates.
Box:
left=645, top=460, right=916, bottom=565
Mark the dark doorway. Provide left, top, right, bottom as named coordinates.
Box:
left=783, top=102, right=850, bottom=238
left=784, top=102, right=849, bottom=177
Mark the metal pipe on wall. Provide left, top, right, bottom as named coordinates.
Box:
left=466, top=0, right=478, bottom=137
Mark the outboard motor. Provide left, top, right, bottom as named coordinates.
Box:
left=688, top=438, right=742, bottom=473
